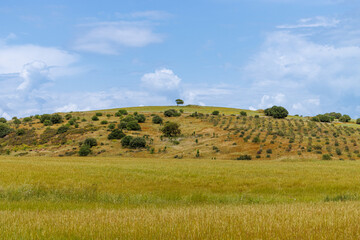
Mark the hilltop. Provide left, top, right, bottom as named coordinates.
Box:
left=1, top=105, right=360, bottom=160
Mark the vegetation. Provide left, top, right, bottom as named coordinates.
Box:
left=129, top=137, right=146, bottom=148
left=152, top=115, right=163, bottom=124
left=176, top=99, right=184, bottom=106
left=264, top=106, right=288, bottom=119
left=0, top=123, right=12, bottom=138
left=161, top=122, right=181, bottom=137
left=108, top=129, right=125, bottom=140
left=84, top=138, right=97, bottom=147
left=164, top=109, right=181, bottom=117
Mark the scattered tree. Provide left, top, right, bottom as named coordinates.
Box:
left=84, top=138, right=97, bottom=147
left=164, top=109, right=181, bottom=117
left=339, top=115, right=351, bottom=122
left=152, top=115, right=163, bottom=124
left=264, top=106, right=288, bottom=119
left=108, top=129, right=125, bottom=140
left=129, top=137, right=146, bottom=149
left=161, top=122, right=181, bottom=137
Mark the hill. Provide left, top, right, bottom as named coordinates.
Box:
left=1, top=105, right=360, bottom=160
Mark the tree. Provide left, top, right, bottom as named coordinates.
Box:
left=161, top=122, right=181, bottom=137
left=175, top=99, right=184, bottom=106
left=126, top=121, right=141, bottom=131
left=356, top=118, right=360, bottom=124
left=152, top=115, right=163, bottom=124
left=0, top=123, right=12, bottom=138
left=339, top=114, right=351, bottom=122
left=212, top=110, right=220, bottom=116
left=0, top=117, right=7, bottom=123
left=50, top=114, right=63, bottom=124
left=164, top=109, right=181, bottom=117
left=84, top=138, right=97, bottom=147
left=135, top=114, right=146, bottom=123
left=264, top=106, right=288, bottom=119
left=121, top=136, right=133, bottom=147
left=129, top=137, right=146, bottom=149
left=79, top=144, right=91, bottom=156
left=108, top=129, right=125, bottom=140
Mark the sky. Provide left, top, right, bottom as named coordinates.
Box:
left=1, top=0, right=360, bottom=118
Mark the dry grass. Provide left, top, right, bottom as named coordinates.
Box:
left=2, top=203, right=360, bottom=239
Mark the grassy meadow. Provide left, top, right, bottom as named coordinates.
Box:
left=2, top=156, right=360, bottom=238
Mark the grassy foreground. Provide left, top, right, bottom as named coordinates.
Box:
left=2, top=156, right=360, bottom=239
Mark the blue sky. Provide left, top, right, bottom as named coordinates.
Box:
left=1, top=0, right=360, bottom=118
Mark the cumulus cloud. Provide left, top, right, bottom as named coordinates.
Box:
left=243, top=30, right=360, bottom=115
left=141, top=68, right=181, bottom=91
left=74, top=21, right=163, bottom=54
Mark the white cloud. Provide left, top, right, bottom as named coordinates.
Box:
left=277, top=16, right=340, bottom=29
left=74, top=21, right=163, bottom=54
left=17, top=61, right=50, bottom=91
left=141, top=68, right=181, bottom=91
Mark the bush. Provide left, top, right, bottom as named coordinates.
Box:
left=78, top=144, right=91, bottom=156
left=118, top=109, right=128, bottom=115
left=336, top=148, right=342, bottom=156
left=40, top=114, right=51, bottom=123
left=16, top=129, right=26, bottom=136
left=108, top=129, right=125, bottom=140
left=212, top=110, right=220, bottom=116
left=13, top=118, right=21, bottom=124
left=339, top=115, right=351, bottom=122
left=0, top=117, right=7, bottom=123
left=322, top=154, right=332, bottom=160
left=68, top=119, right=75, bottom=125
left=108, top=123, right=115, bottom=129
left=135, top=114, right=146, bottom=123
left=356, top=118, right=360, bottom=124
left=152, top=115, right=163, bottom=124
left=161, top=122, right=181, bottom=137
left=240, top=111, right=247, bottom=116
left=92, top=116, right=99, bottom=121
left=312, top=114, right=332, bottom=123
left=23, top=117, right=32, bottom=123
left=266, top=149, right=272, bottom=154
left=100, top=120, right=108, bottom=125
left=57, top=125, right=69, bottom=134
left=0, top=123, right=12, bottom=138
left=50, top=114, right=63, bottom=124
left=126, top=121, right=141, bottom=131
left=84, top=138, right=97, bottom=147
left=129, top=137, right=146, bottom=149
left=44, top=120, right=52, bottom=126
left=236, top=155, right=252, bottom=160
left=95, top=112, right=103, bottom=116
left=65, top=114, right=72, bottom=120
left=121, top=135, right=133, bottom=147
left=118, top=122, right=127, bottom=129
left=264, top=106, right=288, bottom=119
left=164, top=109, right=181, bottom=117
left=122, top=115, right=137, bottom=123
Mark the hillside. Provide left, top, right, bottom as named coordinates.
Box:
left=1, top=105, right=360, bottom=160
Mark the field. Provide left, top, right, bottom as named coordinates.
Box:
left=2, top=156, right=360, bottom=239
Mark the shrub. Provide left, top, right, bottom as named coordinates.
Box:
left=68, top=119, right=75, bottom=125
left=339, top=115, right=351, bottom=122
left=264, top=106, right=288, bottom=119
left=13, top=118, right=21, bottom=124
left=44, top=120, right=52, bottom=126
left=78, top=145, right=91, bottom=156
left=164, top=109, right=181, bottom=117
left=122, top=115, right=137, bottom=123
left=152, top=115, right=163, bottom=124
left=57, top=125, right=69, bottom=134
left=161, top=122, right=181, bottom=137
left=266, top=149, right=272, bottom=154
left=126, top=121, right=141, bottom=131
left=135, top=114, right=146, bottom=123
left=95, top=112, right=103, bottom=116
left=23, top=117, right=32, bottom=123
left=129, top=137, right=146, bottom=149
left=108, top=123, right=115, bottom=129
left=236, top=155, right=252, bottom=160
left=357, top=118, right=360, bottom=124
left=0, top=123, right=12, bottom=138
left=0, top=117, right=6, bottom=123
left=313, top=114, right=332, bottom=123
left=50, top=114, right=63, bottom=124
left=240, top=111, right=247, bottom=116
left=118, top=122, right=127, bottom=129
left=212, top=110, right=220, bottom=116
left=252, top=136, right=260, bottom=143
left=115, top=109, right=128, bottom=116
left=121, top=136, right=133, bottom=147
left=84, top=138, right=97, bottom=147
left=100, top=120, right=108, bottom=125
left=65, top=114, right=72, bottom=120
left=16, top=129, right=26, bottom=136
left=92, top=116, right=99, bottom=121
left=336, top=148, right=342, bottom=156
left=40, top=114, right=51, bottom=123
left=322, top=154, right=332, bottom=160
left=108, top=129, right=125, bottom=140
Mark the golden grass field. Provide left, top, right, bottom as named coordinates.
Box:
left=2, top=156, right=360, bottom=239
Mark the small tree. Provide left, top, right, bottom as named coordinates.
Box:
left=161, top=122, right=181, bottom=137
left=0, top=117, right=7, bottom=123
left=175, top=99, right=184, bottom=106
left=212, top=110, right=220, bottom=116
left=152, top=115, right=163, bottom=124
left=121, top=136, right=133, bottom=147
left=164, top=109, right=181, bottom=117
left=339, top=115, right=351, bottom=122
left=126, top=121, right=141, bottom=131
left=84, top=138, right=97, bottom=147
left=240, top=111, right=247, bottom=116
left=129, top=137, right=146, bottom=149
left=356, top=118, right=360, bottom=124
left=135, top=114, right=146, bottom=123
left=0, top=123, right=12, bottom=138
left=50, top=114, right=63, bottom=124
left=79, top=144, right=91, bottom=156
left=108, top=129, right=125, bottom=140
left=264, top=106, right=288, bottom=119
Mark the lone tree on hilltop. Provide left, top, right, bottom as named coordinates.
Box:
left=264, top=106, right=288, bottom=119
left=175, top=99, right=184, bottom=106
